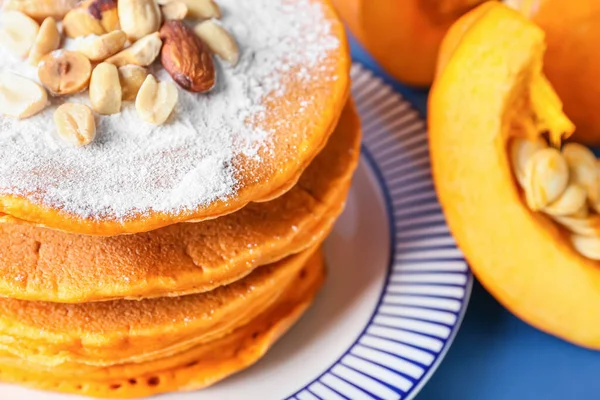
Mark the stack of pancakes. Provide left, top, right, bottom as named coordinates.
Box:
left=0, top=0, right=358, bottom=397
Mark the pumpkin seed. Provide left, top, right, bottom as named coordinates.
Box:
left=523, top=147, right=569, bottom=210
left=509, top=136, right=547, bottom=188
left=592, top=160, right=600, bottom=213
left=562, top=142, right=598, bottom=205
left=571, top=234, right=600, bottom=260
left=571, top=204, right=590, bottom=219
left=543, top=183, right=588, bottom=216
left=553, top=214, right=600, bottom=237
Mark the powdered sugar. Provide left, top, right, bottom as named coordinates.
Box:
left=0, top=0, right=340, bottom=220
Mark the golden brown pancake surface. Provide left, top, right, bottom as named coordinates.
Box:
left=0, top=103, right=360, bottom=303
left=0, top=250, right=325, bottom=398
left=0, top=247, right=320, bottom=369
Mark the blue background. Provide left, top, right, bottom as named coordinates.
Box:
left=349, top=37, right=600, bottom=399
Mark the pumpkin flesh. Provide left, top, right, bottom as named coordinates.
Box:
left=429, top=3, right=600, bottom=349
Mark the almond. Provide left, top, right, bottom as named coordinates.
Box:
left=194, top=20, right=239, bottom=66
left=0, top=11, right=39, bottom=58
left=89, top=62, right=122, bottom=115
left=161, top=1, right=187, bottom=20
left=54, top=103, right=96, bottom=147
left=105, top=32, right=162, bottom=67
left=160, top=20, right=215, bottom=93
left=63, top=0, right=119, bottom=38
left=118, top=0, right=162, bottom=41
left=28, top=17, right=61, bottom=65
left=118, top=65, right=149, bottom=101
left=0, top=72, right=47, bottom=119
left=76, top=30, right=127, bottom=62
left=158, top=0, right=220, bottom=20
left=135, top=74, right=178, bottom=124
left=2, top=0, right=78, bottom=22
left=38, top=50, right=92, bottom=96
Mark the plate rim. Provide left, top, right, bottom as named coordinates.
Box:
left=286, top=63, right=473, bottom=400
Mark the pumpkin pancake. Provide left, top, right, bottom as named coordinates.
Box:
left=0, top=249, right=325, bottom=398
left=0, top=0, right=350, bottom=236
left=0, top=246, right=320, bottom=369
left=0, top=101, right=360, bottom=303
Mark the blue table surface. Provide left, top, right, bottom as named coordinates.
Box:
left=350, top=38, right=600, bottom=400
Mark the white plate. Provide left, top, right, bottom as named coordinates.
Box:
left=0, top=64, right=472, bottom=400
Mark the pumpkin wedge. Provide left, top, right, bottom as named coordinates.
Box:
left=332, top=0, right=487, bottom=86
left=509, top=0, right=600, bottom=145
left=429, top=2, right=600, bottom=349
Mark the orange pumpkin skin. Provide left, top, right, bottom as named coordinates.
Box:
left=429, top=3, right=600, bottom=349
left=331, top=0, right=366, bottom=43
left=511, top=0, right=600, bottom=144
left=332, top=0, right=488, bottom=86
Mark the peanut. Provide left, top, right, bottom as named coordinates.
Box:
left=194, top=20, right=239, bottom=66
left=76, top=30, right=127, bottom=62
left=89, top=62, right=122, bottom=115
left=118, top=65, right=149, bottom=101
left=135, top=74, right=178, bottom=124
left=161, top=1, right=187, bottom=20
left=0, top=72, right=48, bottom=119
left=0, top=11, right=39, bottom=57
left=28, top=17, right=60, bottom=65
left=159, top=0, right=220, bottom=20
left=118, top=0, right=162, bottom=41
left=54, top=102, right=96, bottom=146
left=38, top=50, right=92, bottom=95
left=105, top=32, right=162, bottom=67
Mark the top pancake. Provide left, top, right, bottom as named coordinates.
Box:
left=0, top=0, right=350, bottom=236
left=0, top=102, right=361, bottom=303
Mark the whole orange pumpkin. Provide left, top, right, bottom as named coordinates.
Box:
left=509, top=0, right=600, bottom=144
left=332, top=0, right=488, bottom=86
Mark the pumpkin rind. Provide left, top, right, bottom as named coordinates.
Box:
left=510, top=0, right=600, bottom=145
left=332, top=0, right=488, bottom=86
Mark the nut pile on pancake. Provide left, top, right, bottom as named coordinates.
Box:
left=0, top=0, right=358, bottom=398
